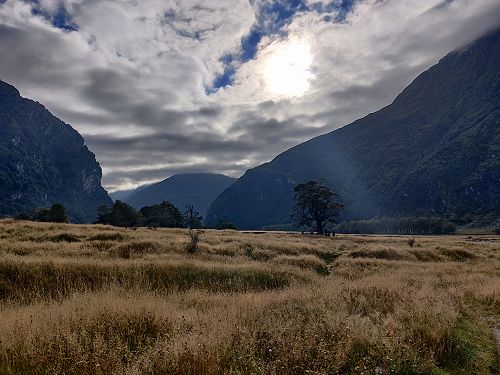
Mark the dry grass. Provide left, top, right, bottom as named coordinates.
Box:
left=0, top=219, right=499, bottom=374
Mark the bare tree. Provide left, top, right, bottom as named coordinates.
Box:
left=186, top=228, right=204, bottom=254
left=184, top=204, right=203, bottom=229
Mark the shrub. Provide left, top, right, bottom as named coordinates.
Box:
left=186, top=229, right=203, bottom=254
left=216, top=222, right=237, bottom=230
left=14, top=212, right=31, bottom=220
left=32, top=203, right=69, bottom=223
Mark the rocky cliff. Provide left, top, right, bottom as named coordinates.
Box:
left=0, top=80, right=112, bottom=222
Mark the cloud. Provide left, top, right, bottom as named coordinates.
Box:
left=0, top=0, right=499, bottom=192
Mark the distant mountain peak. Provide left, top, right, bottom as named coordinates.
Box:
left=124, top=173, right=236, bottom=218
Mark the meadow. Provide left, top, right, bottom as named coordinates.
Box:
left=0, top=219, right=498, bottom=374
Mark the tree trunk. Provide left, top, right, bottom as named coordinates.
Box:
left=316, top=221, right=324, bottom=235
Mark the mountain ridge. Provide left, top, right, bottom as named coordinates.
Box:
left=0, top=79, right=112, bottom=222
left=206, top=29, right=500, bottom=229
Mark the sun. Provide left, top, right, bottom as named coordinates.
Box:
left=263, top=40, right=313, bottom=98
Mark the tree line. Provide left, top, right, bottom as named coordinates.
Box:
left=335, top=216, right=457, bottom=235
left=10, top=179, right=466, bottom=235
left=14, top=203, right=69, bottom=223
left=12, top=199, right=239, bottom=230
left=95, top=200, right=203, bottom=228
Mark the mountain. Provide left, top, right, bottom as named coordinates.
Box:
left=206, top=29, right=500, bottom=229
left=0, top=80, right=112, bottom=223
left=110, top=183, right=153, bottom=202
left=125, top=173, right=236, bottom=218
left=110, top=189, right=136, bottom=202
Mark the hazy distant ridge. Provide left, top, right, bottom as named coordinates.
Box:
left=125, top=173, right=236, bottom=218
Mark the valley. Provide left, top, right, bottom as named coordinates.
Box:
left=0, top=3, right=499, bottom=374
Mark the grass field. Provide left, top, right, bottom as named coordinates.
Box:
left=0, top=219, right=498, bottom=374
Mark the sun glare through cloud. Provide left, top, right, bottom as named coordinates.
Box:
left=263, top=39, right=313, bottom=98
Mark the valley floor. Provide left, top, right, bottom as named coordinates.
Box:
left=0, top=220, right=498, bottom=374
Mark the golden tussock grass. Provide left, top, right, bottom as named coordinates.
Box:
left=0, top=219, right=499, bottom=374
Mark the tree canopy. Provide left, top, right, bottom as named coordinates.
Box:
left=32, top=203, right=69, bottom=223
left=216, top=221, right=237, bottom=230
left=95, top=201, right=141, bottom=227
left=140, top=201, right=185, bottom=228
left=95, top=200, right=204, bottom=229
left=291, top=180, right=343, bottom=234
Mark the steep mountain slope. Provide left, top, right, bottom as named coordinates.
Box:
left=206, top=29, right=500, bottom=229
left=125, top=173, right=236, bottom=218
left=0, top=80, right=112, bottom=222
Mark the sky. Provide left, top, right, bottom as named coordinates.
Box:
left=1, top=0, right=500, bottom=192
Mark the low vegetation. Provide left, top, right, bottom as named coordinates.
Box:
left=15, top=203, right=69, bottom=223
left=336, top=216, right=457, bottom=235
left=0, top=219, right=498, bottom=374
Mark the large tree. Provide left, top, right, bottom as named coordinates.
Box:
left=291, top=180, right=343, bottom=234
left=95, top=205, right=112, bottom=225
left=140, top=201, right=185, bottom=228
left=33, top=203, right=69, bottom=223
left=101, top=200, right=141, bottom=227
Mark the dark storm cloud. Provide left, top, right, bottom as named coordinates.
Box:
left=85, top=131, right=254, bottom=154
left=0, top=23, right=68, bottom=84
left=79, top=67, right=226, bottom=132
left=51, top=107, right=123, bottom=127
left=103, top=162, right=242, bottom=186
left=230, top=113, right=330, bottom=147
